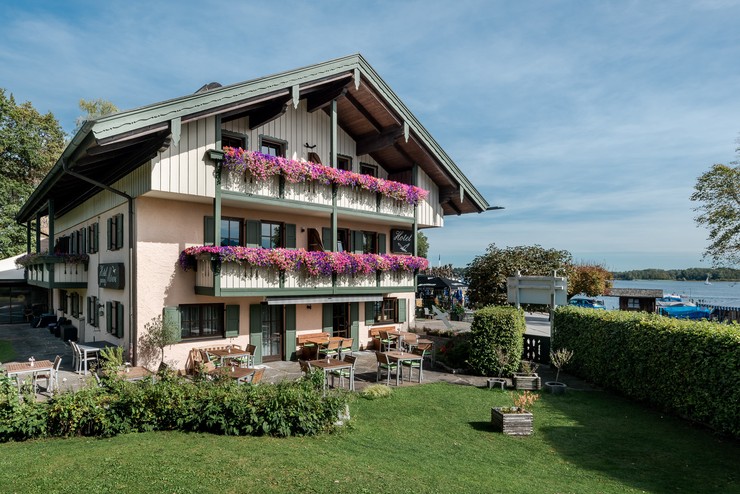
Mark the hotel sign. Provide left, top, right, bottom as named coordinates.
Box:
left=391, top=229, right=413, bottom=254
left=98, top=263, right=125, bottom=289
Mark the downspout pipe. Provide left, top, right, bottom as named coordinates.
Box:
left=61, top=159, right=137, bottom=364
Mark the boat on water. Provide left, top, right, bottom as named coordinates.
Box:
left=656, top=293, right=696, bottom=307
left=659, top=305, right=712, bottom=320
left=705, top=274, right=712, bottom=285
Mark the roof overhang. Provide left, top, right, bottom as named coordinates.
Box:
left=17, top=54, right=489, bottom=224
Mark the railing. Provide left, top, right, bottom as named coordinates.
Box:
left=221, top=170, right=414, bottom=218
left=195, top=255, right=414, bottom=291
left=24, top=258, right=88, bottom=287
left=522, top=334, right=551, bottom=365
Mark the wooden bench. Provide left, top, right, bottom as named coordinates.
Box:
left=296, top=332, right=331, bottom=359
left=367, top=326, right=398, bottom=350
left=186, top=345, right=241, bottom=374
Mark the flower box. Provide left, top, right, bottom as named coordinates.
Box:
left=513, top=373, right=541, bottom=390
left=491, top=407, right=534, bottom=436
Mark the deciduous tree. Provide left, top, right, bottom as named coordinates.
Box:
left=568, top=263, right=612, bottom=298
left=691, top=146, right=740, bottom=266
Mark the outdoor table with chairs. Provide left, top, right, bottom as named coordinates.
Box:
left=73, top=340, right=115, bottom=375
left=116, top=366, right=154, bottom=382
left=206, top=346, right=255, bottom=367
left=305, top=357, right=355, bottom=394
left=377, top=349, right=425, bottom=386
left=3, top=357, right=62, bottom=394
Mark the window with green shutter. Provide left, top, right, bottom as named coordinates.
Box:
left=225, top=305, right=240, bottom=337
left=106, top=301, right=124, bottom=338
left=107, top=214, right=124, bottom=251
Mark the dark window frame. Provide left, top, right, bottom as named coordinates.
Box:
left=260, top=221, right=284, bottom=249
left=362, top=231, right=378, bottom=254
left=220, top=216, right=243, bottom=246
left=259, top=135, right=287, bottom=157
left=179, top=303, right=225, bottom=340
left=87, top=222, right=99, bottom=254
left=337, top=154, right=352, bottom=171
left=108, top=213, right=124, bottom=251
left=373, top=298, right=398, bottom=323
left=360, top=162, right=377, bottom=177
left=337, top=228, right=350, bottom=252
left=221, top=130, right=247, bottom=150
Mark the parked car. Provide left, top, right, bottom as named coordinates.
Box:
left=568, top=298, right=606, bottom=310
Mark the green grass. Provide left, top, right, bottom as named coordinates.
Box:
left=0, top=340, right=16, bottom=362
left=1, top=383, right=738, bottom=493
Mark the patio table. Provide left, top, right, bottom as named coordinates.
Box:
left=304, top=336, right=343, bottom=359
left=77, top=341, right=115, bottom=375
left=308, top=358, right=355, bottom=394
left=207, top=347, right=254, bottom=367
left=3, top=360, right=54, bottom=393
left=212, top=365, right=257, bottom=384
left=384, top=350, right=424, bottom=385
left=116, top=366, right=153, bottom=382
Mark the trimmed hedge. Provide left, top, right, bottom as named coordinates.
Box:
left=0, top=371, right=349, bottom=442
left=468, top=306, right=525, bottom=376
left=553, top=307, right=740, bottom=437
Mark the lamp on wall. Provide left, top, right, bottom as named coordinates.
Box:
left=306, top=304, right=312, bottom=310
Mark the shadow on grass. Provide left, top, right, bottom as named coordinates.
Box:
left=537, top=389, right=739, bottom=493
left=468, top=421, right=496, bottom=432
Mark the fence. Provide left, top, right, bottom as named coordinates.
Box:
left=522, top=334, right=550, bottom=364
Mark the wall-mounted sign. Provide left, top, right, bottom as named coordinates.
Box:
left=391, top=229, right=413, bottom=254
left=98, top=263, right=125, bottom=289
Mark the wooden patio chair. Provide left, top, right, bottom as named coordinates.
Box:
left=375, top=351, right=398, bottom=385
left=401, top=347, right=426, bottom=382
left=319, top=339, right=341, bottom=359
left=330, top=355, right=356, bottom=389
left=338, top=338, right=354, bottom=359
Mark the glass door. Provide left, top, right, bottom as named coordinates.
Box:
left=332, top=303, right=349, bottom=338
left=262, top=305, right=283, bottom=362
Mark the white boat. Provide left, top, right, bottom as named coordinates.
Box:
left=656, top=293, right=696, bottom=307
left=705, top=274, right=712, bottom=285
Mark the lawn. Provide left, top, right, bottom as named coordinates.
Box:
left=0, top=340, right=15, bottom=363
left=0, top=383, right=737, bottom=493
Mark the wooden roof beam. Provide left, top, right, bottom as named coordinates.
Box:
left=344, top=91, right=384, bottom=132
left=306, top=86, right=348, bottom=113
left=247, top=95, right=292, bottom=130
left=356, top=126, right=403, bottom=156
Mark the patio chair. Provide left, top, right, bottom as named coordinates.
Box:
left=401, top=332, right=419, bottom=352
left=298, top=359, right=313, bottom=376
left=319, top=339, right=341, bottom=359
left=378, top=330, right=396, bottom=352
left=234, top=344, right=256, bottom=368
left=35, top=355, right=62, bottom=393
left=330, top=355, right=356, bottom=390
left=71, top=341, right=96, bottom=374
left=401, top=347, right=426, bottom=383
left=375, top=351, right=398, bottom=385
left=338, top=338, right=354, bottom=359
left=249, top=367, right=265, bottom=385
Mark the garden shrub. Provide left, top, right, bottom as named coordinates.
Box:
left=468, top=306, right=525, bottom=376
left=0, top=373, right=350, bottom=442
left=553, top=306, right=740, bottom=438
left=437, top=332, right=472, bottom=369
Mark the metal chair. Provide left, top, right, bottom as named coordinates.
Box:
left=378, top=330, right=396, bottom=352
left=35, top=355, right=62, bottom=393
left=319, top=339, right=341, bottom=359
left=375, top=351, right=398, bottom=385
left=330, top=355, right=356, bottom=390
left=338, top=338, right=354, bottom=359
left=401, top=347, right=426, bottom=383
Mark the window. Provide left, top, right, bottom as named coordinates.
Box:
left=220, top=218, right=242, bottom=246
left=260, top=222, right=283, bottom=249
left=87, top=296, right=99, bottom=327
left=88, top=223, right=99, bottom=254
left=361, top=231, right=378, bottom=254
left=107, top=213, right=124, bottom=251
left=372, top=298, right=398, bottom=323
left=337, top=155, right=351, bottom=171
left=107, top=300, right=124, bottom=338
left=180, top=303, right=224, bottom=339
left=627, top=298, right=640, bottom=309
left=260, top=136, right=285, bottom=157
left=360, top=163, right=377, bottom=177
left=337, top=229, right=349, bottom=252
left=222, top=130, right=246, bottom=150
left=70, top=292, right=81, bottom=318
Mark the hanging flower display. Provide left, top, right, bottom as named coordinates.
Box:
left=222, top=147, right=429, bottom=206
left=178, top=246, right=429, bottom=275
left=15, top=251, right=89, bottom=268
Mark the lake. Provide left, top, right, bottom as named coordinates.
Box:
left=603, top=279, right=740, bottom=309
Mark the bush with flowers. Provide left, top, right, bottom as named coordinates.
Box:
left=222, top=147, right=429, bottom=206
left=178, top=246, right=429, bottom=276
left=15, top=251, right=89, bottom=268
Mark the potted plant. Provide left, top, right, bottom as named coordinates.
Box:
left=545, top=348, right=574, bottom=394
left=513, top=360, right=541, bottom=390
left=491, top=390, right=540, bottom=436
left=487, top=347, right=511, bottom=390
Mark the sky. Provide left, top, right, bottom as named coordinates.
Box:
left=1, top=0, right=739, bottom=272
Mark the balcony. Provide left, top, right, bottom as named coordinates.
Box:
left=192, top=252, right=417, bottom=296
left=21, top=255, right=89, bottom=289
left=219, top=150, right=424, bottom=221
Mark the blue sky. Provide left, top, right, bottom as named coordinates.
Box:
left=2, top=0, right=739, bottom=271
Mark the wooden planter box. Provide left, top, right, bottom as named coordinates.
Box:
left=491, top=407, right=533, bottom=436
left=513, top=373, right=541, bottom=390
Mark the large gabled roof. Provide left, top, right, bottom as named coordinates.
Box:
left=17, top=54, right=489, bottom=223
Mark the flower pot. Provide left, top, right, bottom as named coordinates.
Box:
left=513, top=373, right=541, bottom=390
left=491, top=407, right=533, bottom=436
left=544, top=381, right=567, bottom=395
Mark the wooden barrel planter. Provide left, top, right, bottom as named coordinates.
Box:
left=491, top=407, right=534, bottom=436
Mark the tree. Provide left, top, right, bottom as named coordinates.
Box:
left=568, top=263, right=612, bottom=298
left=0, top=89, right=66, bottom=258
left=74, top=98, right=118, bottom=133
left=691, top=147, right=740, bottom=266
left=138, top=315, right=180, bottom=367
left=417, top=231, right=429, bottom=258
left=466, top=244, right=574, bottom=308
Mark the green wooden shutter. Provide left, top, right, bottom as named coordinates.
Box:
left=204, top=216, right=215, bottom=245
left=322, top=304, right=333, bottom=334
left=249, top=304, right=263, bottom=364
left=352, top=230, right=364, bottom=254
left=350, top=302, right=359, bottom=351
left=93, top=296, right=99, bottom=328
left=322, top=227, right=333, bottom=252
left=116, top=214, right=124, bottom=249
left=398, top=298, right=407, bottom=323
left=106, top=301, right=112, bottom=333
left=163, top=306, right=182, bottom=342
left=284, top=223, right=296, bottom=249
left=106, top=218, right=112, bottom=250
left=116, top=303, right=125, bottom=338
left=246, top=220, right=260, bottom=247
left=284, top=305, right=297, bottom=360
left=365, top=301, right=375, bottom=325
left=225, top=305, right=240, bottom=337
left=92, top=222, right=99, bottom=253
left=378, top=233, right=386, bottom=254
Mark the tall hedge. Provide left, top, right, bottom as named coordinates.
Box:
left=553, top=307, right=740, bottom=438
left=468, top=306, right=525, bottom=376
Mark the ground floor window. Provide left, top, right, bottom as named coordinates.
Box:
left=373, top=298, right=398, bottom=323
left=261, top=304, right=283, bottom=361
left=180, top=303, right=224, bottom=339
left=332, top=303, right=350, bottom=338
left=626, top=298, right=640, bottom=309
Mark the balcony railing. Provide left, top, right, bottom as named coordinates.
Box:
left=23, top=256, right=88, bottom=288
left=195, top=254, right=414, bottom=294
